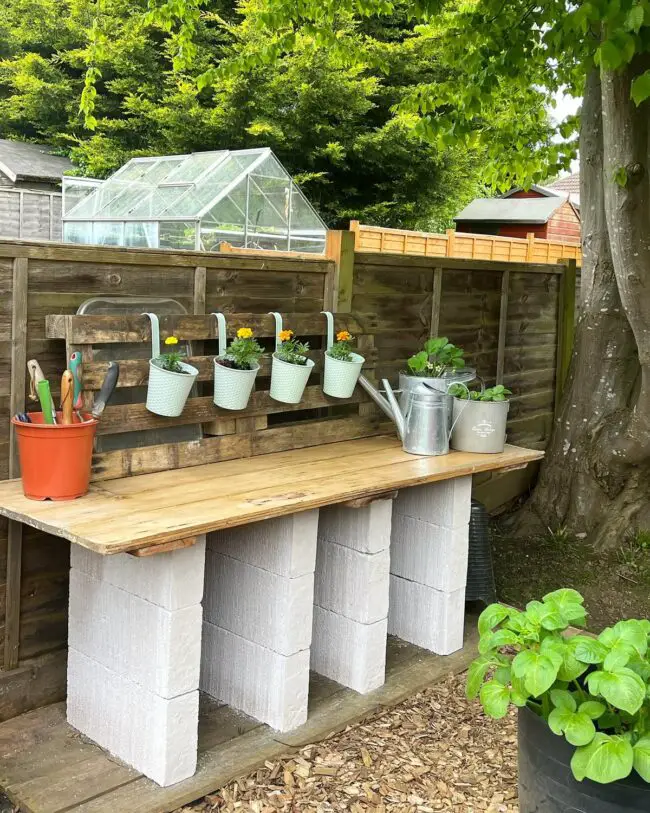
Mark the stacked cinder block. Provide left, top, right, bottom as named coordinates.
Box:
left=67, top=538, right=206, bottom=786
left=389, top=477, right=471, bottom=655
left=311, top=499, right=392, bottom=693
left=201, top=510, right=318, bottom=732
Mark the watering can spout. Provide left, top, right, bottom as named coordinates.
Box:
left=357, top=375, right=405, bottom=440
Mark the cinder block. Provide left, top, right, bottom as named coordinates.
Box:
left=207, top=511, right=318, bottom=577
left=390, top=514, right=469, bottom=592
left=201, top=622, right=309, bottom=731
left=388, top=576, right=465, bottom=655
left=70, top=536, right=206, bottom=610
left=311, top=605, right=387, bottom=694
left=393, top=477, right=472, bottom=529
left=318, top=500, right=392, bottom=553
left=69, top=569, right=202, bottom=699
left=314, top=540, right=389, bottom=624
left=67, top=648, right=198, bottom=787
left=203, top=551, right=314, bottom=656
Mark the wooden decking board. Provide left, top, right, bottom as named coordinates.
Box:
left=0, top=626, right=479, bottom=813
left=0, top=438, right=542, bottom=554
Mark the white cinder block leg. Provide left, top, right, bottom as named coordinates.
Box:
left=311, top=501, right=392, bottom=693
left=67, top=537, right=205, bottom=786
left=389, top=479, right=471, bottom=655
left=202, top=511, right=318, bottom=731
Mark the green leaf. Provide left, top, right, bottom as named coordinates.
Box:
left=479, top=629, right=519, bottom=654
left=614, top=166, right=628, bottom=188
left=478, top=604, right=510, bottom=637
left=551, top=689, right=576, bottom=711
left=569, top=636, right=608, bottom=664
left=479, top=680, right=511, bottom=719
left=466, top=655, right=498, bottom=699
left=603, top=642, right=636, bottom=672
left=579, top=700, right=606, bottom=720
left=633, top=736, right=650, bottom=782
left=600, top=621, right=648, bottom=657
left=626, top=4, right=645, bottom=32
left=586, top=668, right=646, bottom=715
left=526, top=600, right=567, bottom=631
left=571, top=733, right=634, bottom=784
left=512, top=650, right=561, bottom=697
left=548, top=707, right=596, bottom=746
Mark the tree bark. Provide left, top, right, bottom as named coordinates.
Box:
left=519, top=67, right=650, bottom=546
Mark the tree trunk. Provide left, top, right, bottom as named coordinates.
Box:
left=519, top=67, right=650, bottom=547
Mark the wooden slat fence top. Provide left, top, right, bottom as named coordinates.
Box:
left=0, top=437, right=543, bottom=555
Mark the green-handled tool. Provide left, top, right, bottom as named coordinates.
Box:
left=28, top=359, right=56, bottom=424
left=37, top=380, right=55, bottom=424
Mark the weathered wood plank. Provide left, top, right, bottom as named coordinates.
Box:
left=128, top=536, right=197, bottom=557
left=496, top=269, right=510, bottom=384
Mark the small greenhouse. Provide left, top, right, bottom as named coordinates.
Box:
left=62, top=148, right=328, bottom=254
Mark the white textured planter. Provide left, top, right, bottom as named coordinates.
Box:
left=323, top=352, right=365, bottom=399
left=270, top=354, right=314, bottom=404
left=451, top=398, right=510, bottom=454
left=146, top=359, right=198, bottom=417
left=213, top=359, right=259, bottom=410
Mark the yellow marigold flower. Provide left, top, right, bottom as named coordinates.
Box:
left=237, top=327, right=253, bottom=339
left=336, top=330, right=352, bottom=342
left=165, top=336, right=179, bottom=345
left=279, top=329, right=294, bottom=342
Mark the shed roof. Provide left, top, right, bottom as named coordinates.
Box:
left=454, top=196, right=566, bottom=224
left=0, top=139, right=73, bottom=184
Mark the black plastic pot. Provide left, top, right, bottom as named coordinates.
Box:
left=519, top=706, right=650, bottom=812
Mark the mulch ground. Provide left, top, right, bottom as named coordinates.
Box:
left=182, top=672, right=518, bottom=813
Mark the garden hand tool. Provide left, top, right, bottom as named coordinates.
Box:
left=60, top=370, right=74, bottom=425
left=91, top=362, right=119, bottom=420
left=69, top=351, right=83, bottom=409
left=37, top=380, right=55, bottom=425
left=27, top=359, right=57, bottom=424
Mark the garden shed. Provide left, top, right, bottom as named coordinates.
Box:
left=62, top=148, right=328, bottom=254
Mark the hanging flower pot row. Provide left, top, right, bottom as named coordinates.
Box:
left=143, top=311, right=365, bottom=416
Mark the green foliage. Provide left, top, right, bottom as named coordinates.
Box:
left=468, top=590, right=650, bottom=785
left=275, top=331, right=309, bottom=366
left=155, top=337, right=187, bottom=373
left=222, top=329, right=263, bottom=370
left=0, top=0, right=487, bottom=230
left=328, top=331, right=356, bottom=362
left=449, top=384, right=511, bottom=402
left=406, top=337, right=465, bottom=378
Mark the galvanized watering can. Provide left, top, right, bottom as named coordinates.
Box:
left=358, top=375, right=453, bottom=456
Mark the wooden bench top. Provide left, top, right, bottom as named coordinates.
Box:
left=0, top=438, right=543, bottom=555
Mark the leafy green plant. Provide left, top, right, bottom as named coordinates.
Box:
left=406, top=337, right=466, bottom=378
left=220, top=327, right=264, bottom=371
left=154, top=336, right=188, bottom=374
left=328, top=330, right=356, bottom=362
left=468, top=590, right=650, bottom=785
left=275, top=329, right=309, bottom=366
left=449, top=383, right=511, bottom=401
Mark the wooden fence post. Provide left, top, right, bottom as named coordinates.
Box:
left=326, top=229, right=355, bottom=313
left=446, top=229, right=456, bottom=258
left=430, top=268, right=443, bottom=337
left=5, top=257, right=28, bottom=670
left=526, top=232, right=535, bottom=261
left=555, top=259, right=577, bottom=410
left=496, top=269, right=510, bottom=384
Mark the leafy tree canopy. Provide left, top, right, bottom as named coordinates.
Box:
left=0, top=0, right=506, bottom=229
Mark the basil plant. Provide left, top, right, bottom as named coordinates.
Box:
left=468, top=590, right=650, bottom=785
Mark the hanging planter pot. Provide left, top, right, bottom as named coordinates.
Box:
left=268, top=312, right=314, bottom=404
left=321, top=312, right=364, bottom=399
left=450, top=387, right=510, bottom=454
left=212, top=313, right=262, bottom=411
left=142, top=313, right=198, bottom=417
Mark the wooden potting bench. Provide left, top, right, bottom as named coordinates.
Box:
left=0, top=312, right=542, bottom=792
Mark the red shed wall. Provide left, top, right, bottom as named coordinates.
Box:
left=545, top=201, right=581, bottom=244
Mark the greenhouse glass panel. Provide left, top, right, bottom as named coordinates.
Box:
left=63, top=221, right=93, bottom=244
left=62, top=148, right=327, bottom=253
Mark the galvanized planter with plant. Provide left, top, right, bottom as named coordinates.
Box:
left=270, top=328, right=314, bottom=404
left=449, top=384, right=511, bottom=454
left=469, top=590, right=650, bottom=811
left=402, top=337, right=474, bottom=403
left=214, top=326, right=264, bottom=411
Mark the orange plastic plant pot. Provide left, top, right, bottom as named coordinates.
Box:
left=12, top=412, right=98, bottom=501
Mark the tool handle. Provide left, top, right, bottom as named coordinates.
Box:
left=91, top=362, right=119, bottom=418
left=69, top=351, right=83, bottom=409
left=37, top=380, right=55, bottom=424
left=28, top=359, right=57, bottom=423
left=61, top=370, right=74, bottom=425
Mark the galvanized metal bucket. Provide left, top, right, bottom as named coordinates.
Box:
left=399, top=368, right=476, bottom=429
left=450, top=398, right=509, bottom=453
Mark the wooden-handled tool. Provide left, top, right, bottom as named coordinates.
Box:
left=60, top=370, right=74, bottom=425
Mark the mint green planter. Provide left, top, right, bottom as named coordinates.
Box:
left=146, top=359, right=198, bottom=417
left=323, top=352, right=365, bottom=399
left=214, top=359, right=259, bottom=411
left=270, top=354, right=314, bottom=404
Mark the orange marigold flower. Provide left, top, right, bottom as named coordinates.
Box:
left=336, top=330, right=352, bottom=342
left=237, top=327, right=253, bottom=339
left=279, top=329, right=294, bottom=342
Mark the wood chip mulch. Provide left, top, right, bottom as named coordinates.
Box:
left=183, top=673, right=518, bottom=813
